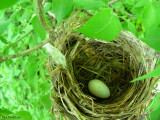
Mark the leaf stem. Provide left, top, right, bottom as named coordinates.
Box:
left=108, top=0, right=121, bottom=6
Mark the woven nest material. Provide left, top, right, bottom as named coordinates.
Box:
left=46, top=11, right=159, bottom=120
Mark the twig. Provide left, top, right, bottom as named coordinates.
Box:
left=108, top=0, right=133, bottom=17
left=82, top=0, right=122, bottom=17
left=123, top=11, right=133, bottom=17
left=108, top=0, right=121, bottom=6
left=42, top=0, right=47, bottom=6
left=0, top=38, right=50, bottom=63
left=7, top=30, right=33, bottom=49
left=47, top=11, right=55, bottom=18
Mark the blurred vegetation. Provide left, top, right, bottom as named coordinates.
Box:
left=0, top=0, right=160, bottom=120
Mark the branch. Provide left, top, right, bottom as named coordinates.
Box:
left=36, top=0, right=56, bottom=39
left=108, top=0, right=121, bottom=6
left=123, top=11, right=133, bottom=17
left=0, top=39, right=50, bottom=63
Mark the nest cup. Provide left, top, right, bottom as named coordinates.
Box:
left=47, top=31, right=158, bottom=120
left=46, top=12, right=159, bottom=120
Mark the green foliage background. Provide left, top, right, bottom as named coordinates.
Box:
left=0, top=0, right=160, bottom=120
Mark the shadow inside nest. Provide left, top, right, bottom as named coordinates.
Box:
left=66, top=39, right=138, bottom=104
left=48, top=31, right=158, bottom=120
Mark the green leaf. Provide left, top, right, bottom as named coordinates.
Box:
left=43, top=2, right=52, bottom=14
left=0, top=20, right=10, bottom=36
left=73, top=0, right=105, bottom=10
left=148, top=108, right=160, bottom=120
left=20, top=6, right=33, bottom=21
left=102, top=0, right=108, bottom=4
left=2, top=46, right=9, bottom=56
left=52, top=0, right=73, bottom=24
left=134, top=0, right=149, bottom=8
left=31, top=16, right=47, bottom=40
left=146, top=93, right=160, bottom=112
left=147, top=93, right=160, bottom=120
left=145, top=27, right=160, bottom=52
left=0, top=36, right=8, bottom=44
left=130, top=0, right=149, bottom=17
left=28, top=62, right=38, bottom=77
left=131, top=65, right=160, bottom=82
left=122, top=20, right=137, bottom=36
left=0, top=0, right=19, bottom=10
left=131, top=7, right=145, bottom=17
left=40, top=81, right=51, bottom=92
left=76, top=9, right=122, bottom=41
left=124, top=0, right=136, bottom=6
left=0, top=108, right=13, bottom=116
left=0, top=10, right=6, bottom=19
left=14, top=111, right=32, bottom=120
left=41, top=93, right=52, bottom=109
left=143, top=2, right=160, bottom=32
left=0, top=74, right=3, bottom=78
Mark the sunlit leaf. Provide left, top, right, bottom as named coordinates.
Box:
left=122, top=20, right=137, bottom=36
left=73, top=0, right=105, bottom=10
left=76, top=9, right=122, bottom=41
left=0, top=74, right=3, bottom=78
left=2, top=46, right=9, bottom=55
left=31, top=16, right=47, bottom=40
left=52, top=0, right=73, bottom=24
left=147, top=93, right=160, bottom=120
left=131, top=7, right=145, bottom=16
left=20, top=6, right=33, bottom=21
left=131, top=65, right=160, bottom=82
left=145, top=27, right=160, bottom=52
left=40, top=80, right=51, bottom=92
left=146, top=93, right=160, bottom=112
left=43, top=2, right=52, bottom=14
left=0, top=10, right=6, bottom=19
left=28, top=63, right=38, bottom=79
left=148, top=108, right=160, bottom=120
left=0, top=0, right=19, bottom=10
left=134, top=0, right=149, bottom=8
left=0, top=20, right=10, bottom=36
left=124, top=0, right=136, bottom=6
left=41, top=93, right=52, bottom=109
left=143, top=2, right=160, bottom=32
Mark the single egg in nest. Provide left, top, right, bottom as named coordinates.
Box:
left=88, top=79, right=110, bottom=98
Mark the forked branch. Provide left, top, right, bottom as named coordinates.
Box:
left=36, top=0, right=56, bottom=39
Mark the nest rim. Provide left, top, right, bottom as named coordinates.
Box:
left=47, top=31, right=159, bottom=120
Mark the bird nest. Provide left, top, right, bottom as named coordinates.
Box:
left=46, top=11, right=159, bottom=120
